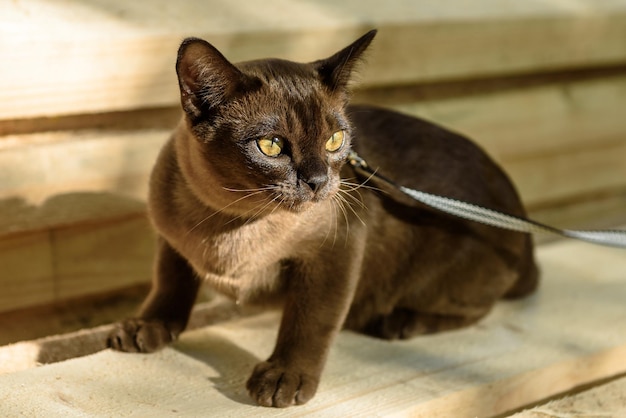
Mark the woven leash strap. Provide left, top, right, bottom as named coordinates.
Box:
left=347, top=152, right=626, bottom=249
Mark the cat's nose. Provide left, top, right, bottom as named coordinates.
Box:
left=301, top=173, right=328, bottom=194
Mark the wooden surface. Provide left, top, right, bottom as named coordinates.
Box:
left=514, top=376, right=626, bottom=417
left=0, top=130, right=163, bottom=312
left=2, top=0, right=626, bottom=119
left=0, top=130, right=169, bottom=208
left=0, top=239, right=625, bottom=417
left=358, top=74, right=626, bottom=207
left=0, top=214, right=153, bottom=313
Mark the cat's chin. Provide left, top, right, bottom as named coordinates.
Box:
left=281, top=201, right=316, bottom=213
left=280, top=197, right=330, bottom=214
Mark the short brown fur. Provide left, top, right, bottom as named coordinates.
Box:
left=108, top=30, right=538, bottom=407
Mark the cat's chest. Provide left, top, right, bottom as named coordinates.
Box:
left=186, top=217, right=305, bottom=299
left=202, top=227, right=279, bottom=275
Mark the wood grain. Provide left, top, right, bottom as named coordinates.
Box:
left=54, top=214, right=154, bottom=301
left=0, top=232, right=54, bottom=312
left=0, top=130, right=169, bottom=210
left=2, top=0, right=626, bottom=119
left=0, top=213, right=153, bottom=314
left=513, top=375, right=626, bottom=417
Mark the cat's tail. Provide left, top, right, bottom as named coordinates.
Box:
left=503, top=235, right=540, bottom=299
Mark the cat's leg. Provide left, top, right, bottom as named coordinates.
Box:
left=355, top=229, right=530, bottom=341
left=246, top=252, right=363, bottom=407
left=361, top=307, right=490, bottom=340
left=107, top=237, right=200, bottom=353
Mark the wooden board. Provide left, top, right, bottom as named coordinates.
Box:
left=2, top=0, right=626, bottom=119
left=0, top=215, right=153, bottom=313
left=0, top=130, right=169, bottom=210
left=0, top=231, right=54, bottom=311
left=0, top=239, right=625, bottom=416
left=53, top=215, right=154, bottom=301
left=513, top=376, right=626, bottom=417
left=363, top=74, right=626, bottom=162
left=507, top=140, right=626, bottom=206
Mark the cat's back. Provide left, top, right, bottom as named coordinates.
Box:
left=347, top=104, right=524, bottom=215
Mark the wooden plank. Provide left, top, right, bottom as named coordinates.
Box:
left=530, top=192, right=626, bottom=244
left=508, top=141, right=626, bottom=206
left=0, top=285, right=149, bottom=347
left=2, top=0, right=626, bottom=119
left=0, top=239, right=625, bottom=416
left=53, top=215, right=154, bottom=301
left=0, top=130, right=169, bottom=211
left=0, top=231, right=54, bottom=312
left=357, top=75, right=626, bottom=207
left=0, top=214, right=153, bottom=314
left=361, top=74, right=626, bottom=162
left=512, top=376, right=626, bottom=417
left=0, top=190, right=153, bottom=312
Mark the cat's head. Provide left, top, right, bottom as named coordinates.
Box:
left=174, top=30, right=376, bottom=216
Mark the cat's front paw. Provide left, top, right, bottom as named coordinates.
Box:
left=107, top=318, right=174, bottom=353
left=246, top=360, right=319, bottom=407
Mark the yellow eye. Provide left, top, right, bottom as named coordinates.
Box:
left=257, top=136, right=284, bottom=157
left=325, top=130, right=345, bottom=152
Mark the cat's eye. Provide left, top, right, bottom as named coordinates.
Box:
left=257, top=136, right=284, bottom=157
left=325, top=130, right=345, bottom=152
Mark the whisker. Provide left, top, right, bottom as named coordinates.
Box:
left=338, top=178, right=370, bottom=214
left=333, top=197, right=344, bottom=247
left=223, top=185, right=278, bottom=193
left=335, top=195, right=352, bottom=244
left=340, top=177, right=384, bottom=194
left=268, top=194, right=287, bottom=218
left=321, top=200, right=335, bottom=248
left=187, top=189, right=268, bottom=234
left=335, top=190, right=367, bottom=227
left=337, top=188, right=366, bottom=210
left=242, top=192, right=283, bottom=226
left=332, top=198, right=340, bottom=247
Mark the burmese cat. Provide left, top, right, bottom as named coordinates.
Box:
left=108, top=30, right=538, bottom=407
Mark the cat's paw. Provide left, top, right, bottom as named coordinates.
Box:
left=246, top=361, right=319, bottom=407
left=107, top=318, right=174, bottom=353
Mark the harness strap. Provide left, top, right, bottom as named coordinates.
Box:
left=347, top=151, right=626, bottom=249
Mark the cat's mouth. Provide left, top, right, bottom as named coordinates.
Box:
left=280, top=193, right=330, bottom=213
left=276, top=182, right=338, bottom=213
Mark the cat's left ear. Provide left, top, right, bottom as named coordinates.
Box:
left=313, top=29, right=377, bottom=92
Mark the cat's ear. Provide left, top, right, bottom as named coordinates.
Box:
left=313, top=29, right=377, bottom=92
left=176, top=38, right=257, bottom=119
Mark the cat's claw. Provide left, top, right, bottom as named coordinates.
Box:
left=107, top=318, right=174, bottom=353
left=246, top=361, right=319, bottom=408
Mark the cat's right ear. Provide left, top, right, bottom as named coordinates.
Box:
left=313, top=29, right=377, bottom=93
left=176, top=38, right=256, bottom=120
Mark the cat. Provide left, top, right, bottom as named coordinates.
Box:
left=108, top=29, right=538, bottom=407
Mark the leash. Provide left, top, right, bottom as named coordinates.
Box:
left=347, top=151, right=626, bottom=249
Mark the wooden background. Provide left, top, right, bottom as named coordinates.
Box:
left=1, top=0, right=626, bottom=313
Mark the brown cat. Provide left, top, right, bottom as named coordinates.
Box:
left=108, top=30, right=538, bottom=407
